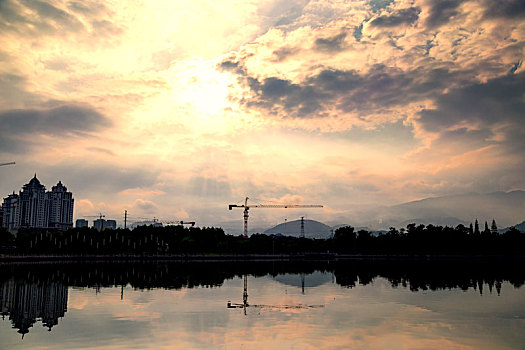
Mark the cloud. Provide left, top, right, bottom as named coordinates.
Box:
left=414, top=71, right=525, bottom=173
left=132, top=199, right=158, bottom=213
left=67, top=1, right=108, bottom=16
left=369, top=7, right=420, bottom=28
left=272, top=47, right=301, bottom=62
left=0, top=0, right=85, bottom=36
left=0, top=104, right=112, bottom=153
left=0, top=73, right=41, bottom=108
left=224, top=62, right=466, bottom=123
left=0, top=104, right=111, bottom=135
left=314, top=32, right=348, bottom=53
left=0, top=0, right=123, bottom=41
left=424, top=0, right=465, bottom=29
left=40, top=163, right=159, bottom=199
left=418, top=72, right=525, bottom=131
left=481, top=0, right=525, bottom=19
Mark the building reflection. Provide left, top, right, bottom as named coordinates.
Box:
left=0, top=279, right=68, bottom=337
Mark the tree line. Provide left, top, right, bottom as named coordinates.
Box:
left=0, top=221, right=523, bottom=255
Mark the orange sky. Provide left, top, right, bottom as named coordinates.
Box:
left=0, top=0, right=524, bottom=231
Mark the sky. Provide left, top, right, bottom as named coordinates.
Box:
left=0, top=0, right=524, bottom=231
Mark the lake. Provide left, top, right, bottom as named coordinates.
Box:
left=0, top=260, right=524, bottom=349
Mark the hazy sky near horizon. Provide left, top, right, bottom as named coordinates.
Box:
left=0, top=0, right=524, bottom=228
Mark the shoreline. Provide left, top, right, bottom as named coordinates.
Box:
left=1, top=253, right=524, bottom=263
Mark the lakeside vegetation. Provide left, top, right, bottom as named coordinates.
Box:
left=1, top=222, right=524, bottom=256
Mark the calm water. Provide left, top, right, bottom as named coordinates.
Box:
left=0, top=260, right=524, bottom=349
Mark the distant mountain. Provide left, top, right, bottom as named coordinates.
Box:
left=513, top=221, right=525, bottom=232
left=500, top=221, right=525, bottom=233
left=264, top=219, right=332, bottom=239
left=377, top=191, right=525, bottom=229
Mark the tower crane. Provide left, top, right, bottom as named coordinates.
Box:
left=84, top=213, right=106, bottom=221
left=0, top=162, right=15, bottom=167
left=83, top=213, right=106, bottom=229
left=229, top=197, right=323, bottom=238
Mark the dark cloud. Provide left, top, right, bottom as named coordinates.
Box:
left=219, top=60, right=241, bottom=71
left=0, top=105, right=111, bottom=135
left=0, top=104, right=112, bottom=153
left=418, top=72, right=525, bottom=163
left=482, top=0, right=525, bottom=19
left=233, top=64, right=466, bottom=118
left=0, top=0, right=121, bottom=40
left=369, top=7, right=420, bottom=27
left=425, top=0, right=465, bottom=29
left=0, top=0, right=85, bottom=36
left=314, top=32, right=347, bottom=53
left=217, top=58, right=249, bottom=78
left=246, top=77, right=327, bottom=117
left=419, top=72, right=525, bottom=131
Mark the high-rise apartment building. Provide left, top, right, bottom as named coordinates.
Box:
left=2, top=192, right=20, bottom=232
left=47, top=181, right=74, bottom=229
left=1, top=175, right=74, bottom=234
left=18, top=175, right=48, bottom=229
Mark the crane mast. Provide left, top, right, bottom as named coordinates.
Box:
left=229, top=197, right=323, bottom=238
left=0, top=162, right=15, bottom=167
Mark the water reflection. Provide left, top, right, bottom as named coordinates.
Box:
left=227, top=274, right=324, bottom=315
left=0, top=279, right=67, bottom=336
left=0, top=259, right=523, bottom=340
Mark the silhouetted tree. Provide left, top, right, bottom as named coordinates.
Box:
left=0, top=227, right=15, bottom=248
left=474, top=219, right=480, bottom=235
left=333, top=226, right=356, bottom=253
left=356, top=229, right=372, bottom=253
left=483, top=221, right=491, bottom=235
left=469, top=223, right=474, bottom=235
left=491, top=219, right=498, bottom=235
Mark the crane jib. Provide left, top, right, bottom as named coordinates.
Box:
left=228, top=199, right=323, bottom=237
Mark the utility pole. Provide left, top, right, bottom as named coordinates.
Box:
left=124, top=210, right=127, bottom=229
left=301, top=216, right=305, bottom=238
